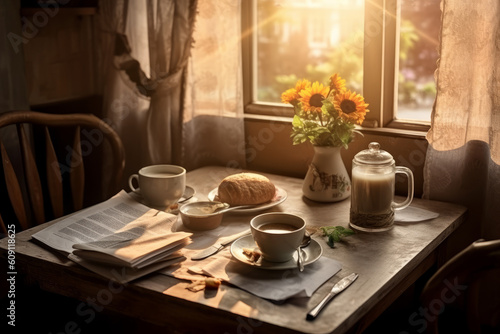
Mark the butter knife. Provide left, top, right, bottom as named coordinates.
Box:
left=306, top=273, right=359, bottom=320
left=191, top=229, right=251, bottom=260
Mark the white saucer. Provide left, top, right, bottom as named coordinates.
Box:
left=230, top=235, right=322, bottom=270
left=181, top=186, right=195, bottom=202
left=207, top=186, right=287, bottom=213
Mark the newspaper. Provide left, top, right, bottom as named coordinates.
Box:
left=32, top=190, right=192, bottom=283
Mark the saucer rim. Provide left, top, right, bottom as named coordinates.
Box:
left=230, top=234, right=323, bottom=270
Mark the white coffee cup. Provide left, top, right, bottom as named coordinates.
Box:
left=128, top=165, right=186, bottom=208
left=250, top=212, right=306, bottom=262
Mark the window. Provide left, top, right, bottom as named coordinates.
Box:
left=242, top=0, right=440, bottom=132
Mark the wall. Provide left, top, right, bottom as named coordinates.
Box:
left=21, top=7, right=98, bottom=106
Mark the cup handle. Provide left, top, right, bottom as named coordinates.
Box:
left=393, top=166, right=414, bottom=210
left=128, top=174, right=139, bottom=192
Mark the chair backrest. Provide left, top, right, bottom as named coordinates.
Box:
left=420, top=239, right=500, bottom=334
left=0, top=111, right=125, bottom=234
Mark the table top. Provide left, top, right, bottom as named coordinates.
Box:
left=0, top=166, right=467, bottom=334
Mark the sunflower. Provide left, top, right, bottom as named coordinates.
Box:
left=281, top=79, right=311, bottom=104
left=281, top=88, right=299, bottom=104
left=329, top=73, right=346, bottom=95
left=333, top=90, right=369, bottom=125
left=294, top=79, right=311, bottom=92
left=284, top=73, right=370, bottom=147
left=299, top=82, right=330, bottom=113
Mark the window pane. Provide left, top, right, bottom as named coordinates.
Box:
left=397, top=0, right=440, bottom=121
left=255, top=0, right=365, bottom=104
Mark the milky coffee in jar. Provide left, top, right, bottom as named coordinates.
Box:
left=350, top=142, right=414, bottom=232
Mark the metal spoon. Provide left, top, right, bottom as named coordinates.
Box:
left=215, top=205, right=254, bottom=213
left=193, top=202, right=258, bottom=215
left=297, top=231, right=312, bottom=272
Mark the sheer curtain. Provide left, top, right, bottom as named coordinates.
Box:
left=182, top=0, right=246, bottom=171
left=98, top=0, right=245, bottom=185
left=423, top=1, right=500, bottom=244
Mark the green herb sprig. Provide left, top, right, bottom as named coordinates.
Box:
left=320, top=226, right=355, bottom=248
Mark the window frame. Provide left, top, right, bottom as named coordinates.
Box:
left=241, top=0, right=431, bottom=135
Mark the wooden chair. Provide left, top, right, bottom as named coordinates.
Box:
left=420, top=239, right=500, bottom=334
left=0, top=111, right=125, bottom=235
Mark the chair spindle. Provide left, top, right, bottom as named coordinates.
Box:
left=70, top=126, right=84, bottom=212
left=17, top=124, right=45, bottom=226
left=44, top=126, right=64, bottom=218
left=0, top=141, right=30, bottom=230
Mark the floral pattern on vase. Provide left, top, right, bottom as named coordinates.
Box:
left=302, top=146, right=351, bottom=202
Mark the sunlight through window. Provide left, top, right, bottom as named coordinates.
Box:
left=254, top=0, right=365, bottom=104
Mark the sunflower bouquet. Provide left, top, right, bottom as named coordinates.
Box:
left=281, top=73, right=369, bottom=148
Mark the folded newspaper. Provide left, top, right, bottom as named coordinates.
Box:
left=32, top=190, right=192, bottom=283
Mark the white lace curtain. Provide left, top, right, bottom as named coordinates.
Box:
left=182, top=0, right=246, bottom=171
left=423, top=0, right=500, bottom=241
left=97, top=0, right=245, bottom=184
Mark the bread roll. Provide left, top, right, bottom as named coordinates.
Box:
left=217, top=173, right=275, bottom=206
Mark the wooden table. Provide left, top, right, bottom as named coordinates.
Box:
left=0, top=166, right=467, bottom=334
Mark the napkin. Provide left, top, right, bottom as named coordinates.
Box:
left=199, top=249, right=342, bottom=302
left=395, top=205, right=439, bottom=222
left=160, top=215, right=342, bottom=301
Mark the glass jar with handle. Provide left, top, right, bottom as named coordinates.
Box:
left=350, top=142, right=414, bottom=232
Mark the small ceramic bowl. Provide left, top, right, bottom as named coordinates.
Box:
left=179, top=201, right=226, bottom=231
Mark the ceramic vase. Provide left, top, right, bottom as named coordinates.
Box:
left=302, top=145, right=351, bottom=202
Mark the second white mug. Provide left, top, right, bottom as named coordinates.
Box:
left=128, top=164, right=186, bottom=208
